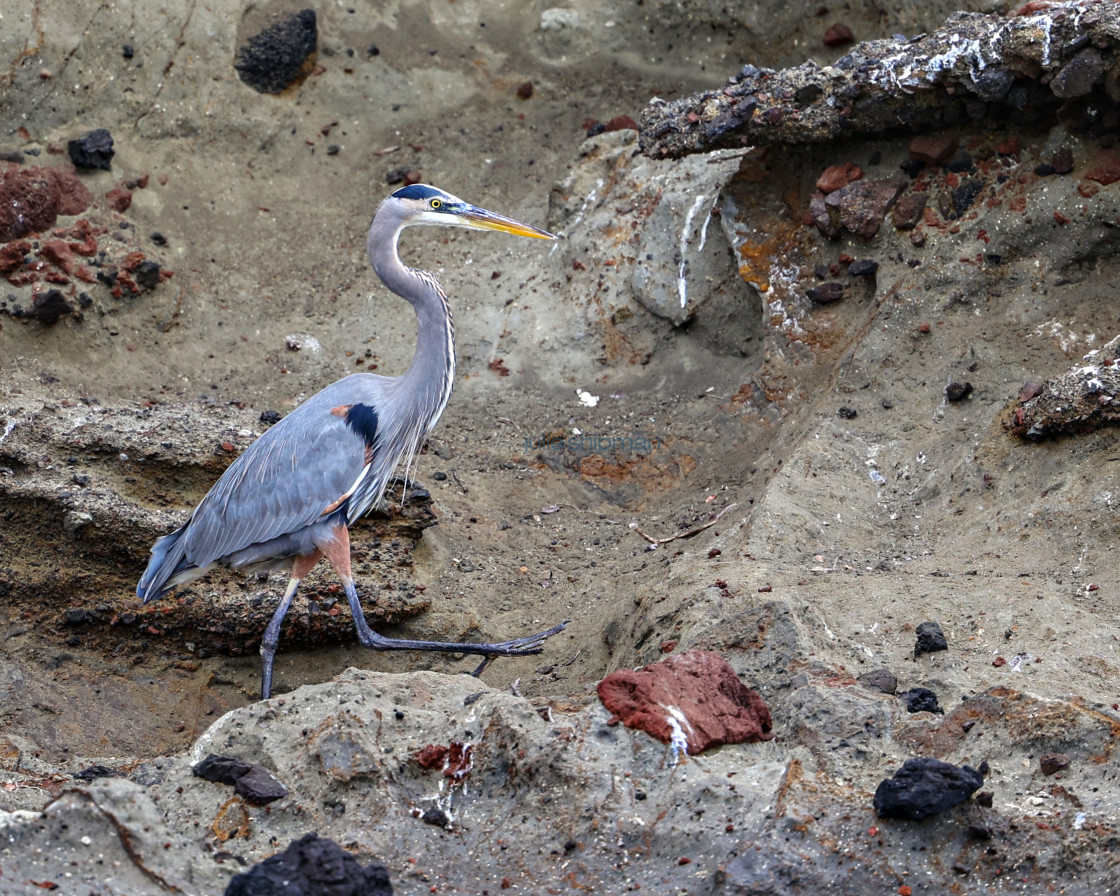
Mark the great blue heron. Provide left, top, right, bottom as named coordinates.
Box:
left=137, top=184, right=566, bottom=699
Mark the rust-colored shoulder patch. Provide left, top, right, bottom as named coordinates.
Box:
left=330, top=404, right=352, bottom=417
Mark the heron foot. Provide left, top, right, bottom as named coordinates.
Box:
left=465, top=620, right=569, bottom=676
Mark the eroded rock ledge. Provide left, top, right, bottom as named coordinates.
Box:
left=640, top=2, right=1120, bottom=157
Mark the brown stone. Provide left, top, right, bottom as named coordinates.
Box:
left=807, top=281, right=845, bottom=304
left=909, top=135, right=959, bottom=166
left=816, top=162, right=863, bottom=194
left=892, top=191, right=928, bottom=230
left=596, top=649, right=773, bottom=755
left=1039, top=753, right=1070, bottom=775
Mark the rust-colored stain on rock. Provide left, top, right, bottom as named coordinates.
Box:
left=597, top=649, right=773, bottom=755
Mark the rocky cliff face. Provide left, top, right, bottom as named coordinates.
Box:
left=2, top=1, right=1120, bottom=894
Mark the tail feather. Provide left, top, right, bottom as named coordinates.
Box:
left=137, top=524, right=193, bottom=605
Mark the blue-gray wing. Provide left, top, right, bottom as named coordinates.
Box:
left=179, top=377, right=381, bottom=569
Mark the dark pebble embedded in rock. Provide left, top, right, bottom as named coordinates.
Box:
left=233, top=766, right=288, bottom=805
left=260, top=410, right=282, bottom=425
left=951, top=180, right=984, bottom=218
left=848, top=258, right=878, bottom=277
left=807, top=281, right=845, bottom=303
left=193, top=754, right=254, bottom=785
left=234, top=9, right=318, bottom=95
left=837, top=406, right=857, bottom=419
left=899, top=686, right=943, bottom=714
left=421, top=806, right=451, bottom=827
left=859, top=668, right=898, bottom=694
left=67, top=129, right=115, bottom=170
left=134, top=260, right=162, bottom=289
left=1040, top=752, right=1071, bottom=775
left=914, top=620, right=948, bottom=655
left=946, top=381, right=973, bottom=401
left=873, top=757, right=985, bottom=820
left=224, top=832, right=393, bottom=896
left=32, top=289, right=73, bottom=324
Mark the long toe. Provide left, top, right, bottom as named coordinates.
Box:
left=490, top=621, right=568, bottom=655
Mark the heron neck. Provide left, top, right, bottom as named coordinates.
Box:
left=369, top=223, right=456, bottom=433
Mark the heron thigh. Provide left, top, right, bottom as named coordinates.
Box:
left=318, top=524, right=354, bottom=581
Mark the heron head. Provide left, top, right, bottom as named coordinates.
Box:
left=388, top=183, right=555, bottom=240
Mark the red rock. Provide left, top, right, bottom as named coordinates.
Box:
left=605, top=115, right=639, bottom=132
left=64, top=218, right=100, bottom=256
left=38, top=239, right=75, bottom=273
left=49, top=167, right=93, bottom=216
left=106, top=183, right=133, bottom=212
left=0, top=166, right=92, bottom=240
left=596, top=649, right=773, bottom=755
left=0, top=240, right=30, bottom=273
left=909, top=135, right=958, bottom=166
left=120, top=250, right=146, bottom=272
left=823, top=23, right=853, bottom=47
left=1085, top=149, right=1120, bottom=185
left=413, top=741, right=472, bottom=780
left=816, top=162, right=863, bottom=194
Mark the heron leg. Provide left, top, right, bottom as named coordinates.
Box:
left=259, top=550, right=322, bottom=700
left=339, top=577, right=567, bottom=670
left=320, top=525, right=566, bottom=672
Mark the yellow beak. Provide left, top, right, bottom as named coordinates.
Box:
left=461, top=206, right=556, bottom=240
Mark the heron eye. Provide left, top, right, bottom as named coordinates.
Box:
left=430, top=198, right=442, bottom=209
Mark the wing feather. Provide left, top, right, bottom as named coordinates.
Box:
left=179, top=377, right=383, bottom=568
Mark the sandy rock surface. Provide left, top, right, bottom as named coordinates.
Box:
left=3, top=0, right=1120, bottom=893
